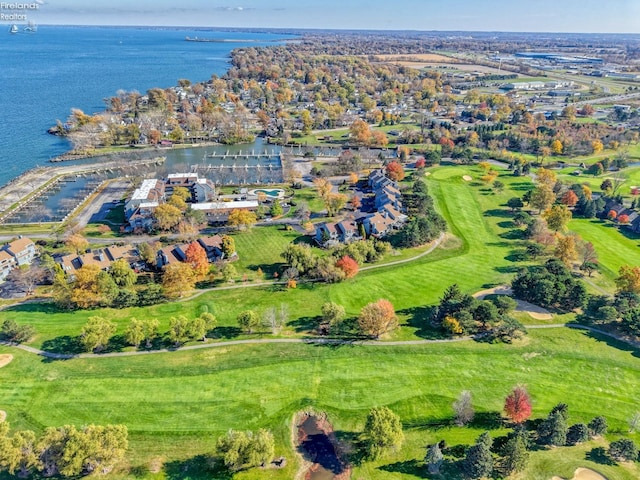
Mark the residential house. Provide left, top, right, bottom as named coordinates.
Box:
left=57, top=244, right=140, bottom=278
left=315, top=220, right=360, bottom=247
left=156, top=243, right=189, bottom=269
left=0, top=237, right=37, bottom=282
left=196, top=235, right=225, bottom=262
left=164, top=173, right=216, bottom=202
left=363, top=212, right=398, bottom=237
left=602, top=200, right=639, bottom=230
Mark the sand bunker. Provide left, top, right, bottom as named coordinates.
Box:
left=474, top=286, right=553, bottom=320
left=424, top=172, right=431, bottom=177
left=552, top=467, right=608, bottom=480
left=462, top=175, right=472, bottom=181
left=0, top=411, right=6, bottom=422
left=0, top=355, right=13, bottom=368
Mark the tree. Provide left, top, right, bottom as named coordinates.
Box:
left=238, top=310, right=260, bottom=334
left=269, top=201, right=283, bottom=217
left=321, top=302, right=346, bottom=331
left=80, top=316, right=116, bottom=352
left=618, top=213, right=630, bottom=224
left=501, top=430, right=529, bottom=475
left=536, top=168, right=557, bottom=188
left=492, top=295, right=517, bottom=315
left=162, top=262, right=196, bottom=299
left=608, top=438, right=638, bottom=462
left=197, top=312, right=216, bottom=340
left=227, top=209, right=257, bottom=230
left=124, top=318, right=145, bottom=347
left=221, top=235, right=236, bottom=257
left=616, top=265, right=640, bottom=294
left=184, top=242, right=209, bottom=279
left=592, top=139, right=604, bottom=154
left=358, top=299, right=397, bottom=338
left=567, top=423, right=589, bottom=445
left=335, top=255, right=359, bottom=278
left=507, top=197, right=524, bottom=212
left=65, top=233, right=88, bottom=254
left=504, top=386, right=532, bottom=424
left=588, top=416, right=608, bottom=437
left=543, top=205, right=572, bottom=232
left=109, top=258, right=136, bottom=287
left=538, top=410, right=567, bottom=446
left=385, top=161, right=405, bottom=181
left=325, top=193, right=348, bottom=217
left=350, top=118, right=372, bottom=145
left=363, top=406, right=404, bottom=459
left=425, top=443, right=444, bottom=475
left=530, top=184, right=555, bottom=213
left=550, top=139, right=563, bottom=155
left=153, top=203, right=182, bottom=231
left=463, top=432, right=493, bottom=479
left=0, top=319, right=35, bottom=343
left=453, top=390, right=475, bottom=426
left=554, top=234, right=578, bottom=266
left=221, top=262, right=237, bottom=283
left=168, top=315, right=191, bottom=346
left=1, top=429, right=38, bottom=478
left=216, top=429, right=274, bottom=472
left=561, top=190, right=579, bottom=207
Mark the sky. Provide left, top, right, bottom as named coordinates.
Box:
left=17, top=0, right=640, bottom=33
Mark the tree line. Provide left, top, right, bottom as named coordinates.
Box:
left=0, top=420, right=128, bottom=478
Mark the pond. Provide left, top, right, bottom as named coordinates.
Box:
left=297, top=414, right=349, bottom=480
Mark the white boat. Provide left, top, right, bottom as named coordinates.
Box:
left=9, top=24, right=19, bottom=34
left=24, top=21, right=37, bottom=33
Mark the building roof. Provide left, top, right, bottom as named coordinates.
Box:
left=191, top=200, right=258, bottom=211
left=197, top=235, right=223, bottom=250
left=105, top=245, right=139, bottom=263
left=6, top=237, right=34, bottom=255
left=77, top=250, right=112, bottom=270
left=337, top=220, right=357, bottom=233
left=131, top=179, right=163, bottom=202
left=365, top=212, right=395, bottom=233
left=0, top=250, right=13, bottom=264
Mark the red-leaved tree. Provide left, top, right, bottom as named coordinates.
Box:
left=618, top=214, right=630, bottom=224
left=386, top=161, right=405, bottom=181
left=415, top=158, right=426, bottom=169
left=504, top=386, right=532, bottom=424
left=335, top=255, right=359, bottom=278
left=608, top=210, right=618, bottom=221
left=561, top=190, right=578, bottom=207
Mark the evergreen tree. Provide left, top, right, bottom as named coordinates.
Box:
left=538, top=410, right=567, bottom=446
left=463, top=432, right=493, bottom=479
left=425, top=443, right=443, bottom=474
left=567, top=423, right=589, bottom=445
left=501, top=431, right=529, bottom=475
left=588, top=416, right=608, bottom=437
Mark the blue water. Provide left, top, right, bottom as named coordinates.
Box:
left=0, top=26, right=291, bottom=187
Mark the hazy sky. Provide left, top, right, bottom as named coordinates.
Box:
left=27, top=0, right=640, bottom=32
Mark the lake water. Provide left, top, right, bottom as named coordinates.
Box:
left=0, top=26, right=292, bottom=187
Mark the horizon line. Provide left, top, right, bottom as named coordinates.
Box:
left=26, top=24, right=640, bottom=36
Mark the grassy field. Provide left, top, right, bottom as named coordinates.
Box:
left=0, top=328, right=639, bottom=479
left=3, top=163, right=640, bottom=478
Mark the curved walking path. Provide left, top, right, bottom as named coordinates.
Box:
left=0, top=323, right=636, bottom=361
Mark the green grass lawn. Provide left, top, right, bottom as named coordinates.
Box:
left=0, top=328, right=639, bottom=479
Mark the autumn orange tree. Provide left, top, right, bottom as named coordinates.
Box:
left=504, top=386, right=532, bottom=424
left=228, top=209, right=257, bottom=231
left=386, top=161, right=405, bottom=181
left=561, top=190, right=578, bottom=207
left=616, top=265, right=640, bottom=294
left=358, top=299, right=397, bottom=338
left=335, top=255, right=359, bottom=279
left=184, top=241, right=209, bottom=278
left=350, top=118, right=372, bottom=145
left=162, top=262, right=196, bottom=299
